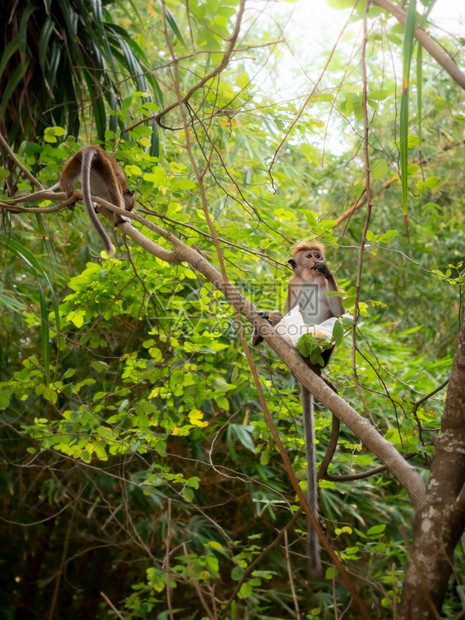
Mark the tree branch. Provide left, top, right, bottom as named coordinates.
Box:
left=123, top=217, right=427, bottom=510
left=372, top=0, right=465, bottom=90
left=0, top=132, right=44, bottom=191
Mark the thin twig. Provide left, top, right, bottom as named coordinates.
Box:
left=100, top=591, right=126, bottom=620
left=351, top=7, right=374, bottom=415
left=284, top=530, right=300, bottom=619
left=0, top=132, right=44, bottom=190
left=165, top=499, right=174, bottom=620
left=412, top=378, right=449, bottom=416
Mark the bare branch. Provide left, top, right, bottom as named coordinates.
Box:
left=373, top=0, right=465, bottom=90
left=0, top=132, right=44, bottom=190
left=118, top=221, right=181, bottom=265
left=125, top=221, right=426, bottom=510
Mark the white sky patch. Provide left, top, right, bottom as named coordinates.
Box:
left=429, top=0, right=465, bottom=32
left=286, top=0, right=465, bottom=39
left=270, top=0, right=465, bottom=98
left=250, top=0, right=465, bottom=158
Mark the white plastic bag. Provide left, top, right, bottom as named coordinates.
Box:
left=274, top=305, right=352, bottom=348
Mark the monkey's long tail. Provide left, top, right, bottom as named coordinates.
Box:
left=302, top=386, right=322, bottom=577
left=81, top=148, right=115, bottom=257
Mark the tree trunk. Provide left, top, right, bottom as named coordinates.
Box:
left=400, top=317, right=465, bottom=617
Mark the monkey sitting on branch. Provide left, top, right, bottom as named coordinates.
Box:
left=252, top=242, right=345, bottom=576
left=59, top=145, right=135, bottom=257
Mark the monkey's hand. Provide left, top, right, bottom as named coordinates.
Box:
left=251, top=310, right=283, bottom=346
left=313, top=261, right=331, bottom=279
left=63, top=181, right=80, bottom=209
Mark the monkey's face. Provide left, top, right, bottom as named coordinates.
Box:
left=288, top=247, right=328, bottom=284
left=290, top=248, right=325, bottom=270
left=304, top=248, right=325, bottom=271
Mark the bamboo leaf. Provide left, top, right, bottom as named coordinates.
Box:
left=109, top=92, right=118, bottom=134
left=38, top=282, right=50, bottom=379
left=90, top=0, right=103, bottom=23
left=0, top=39, right=20, bottom=80
left=0, top=235, right=60, bottom=334
left=415, top=0, right=438, bottom=162
left=163, top=5, right=186, bottom=47
left=1, top=62, right=29, bottom=116
left=47, top=40, right=62, bottom=88
left=400, top=0, right=417, bottom=240
left=151, top=120, right=160, bottom=158
left=18, top=4, right=38, bottom=53
left=38, top=18, right=55, bottom=75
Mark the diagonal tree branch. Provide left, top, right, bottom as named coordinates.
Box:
left=117, top=207, right=428, bottom=511
left=372, top=0, right=465, bottom=90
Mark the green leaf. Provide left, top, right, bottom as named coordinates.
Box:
left=144, top=166, right=168, bottom=188
left=325, top=566, right=339, bottom=579
left=228, top=424, right=256, bottom=453
left=424, top=175, right=440, bottom=189
left=367, top=524, right=386, bottom=537
left=183, top=487, right=194, bottom=502
left=238, top=581, right=253, bottom=599
left=327, top=0, right=358, bottom=7
left=369, top=88, right=389, bottom=100
left=332, top=319, right=343, bottom=346
left=162, top=3, right=186, bottom=46
left=38, top=18, right=55, bottom=74
left=400, top=0, right=417, bottom=238
left=18, top=4, right=38, bottom=53
left=371, top=159, right=388, bottom=180
left=231, top=566, right=244, bottom=580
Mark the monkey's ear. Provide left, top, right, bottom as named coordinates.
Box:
left=288, top=258, right=297, bottom=270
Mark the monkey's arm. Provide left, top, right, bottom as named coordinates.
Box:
left=251, top=310, right=283, bottom=346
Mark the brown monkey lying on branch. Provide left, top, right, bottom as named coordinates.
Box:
left=59, top=145, right=135, bottom=257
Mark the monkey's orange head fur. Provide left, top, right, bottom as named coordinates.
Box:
left=291, top=241, right=325, bottom=257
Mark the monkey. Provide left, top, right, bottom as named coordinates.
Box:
left=288, top=242, right=344, bottom=576
left=59, top=145, right=135, bottom=256
left=252, top=242, right=344, bottom=576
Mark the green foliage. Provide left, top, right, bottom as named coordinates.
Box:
left=1, top=0, right=464, bottom=617
left=0, top=0, right=164, bottom=149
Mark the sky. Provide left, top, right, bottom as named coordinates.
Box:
left=253, top=0, right=465, bottom=160
left=265, top=0, right=465, bottom=100
left=429, top=0, right=465, bottom=32
left=288, top=0, right=465, bottom=40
